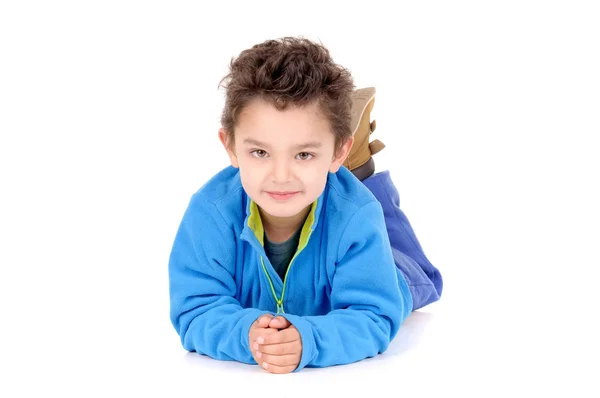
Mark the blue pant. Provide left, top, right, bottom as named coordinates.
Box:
left=362, top=171, right=443, bottom=311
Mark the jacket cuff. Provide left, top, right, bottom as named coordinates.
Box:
left=280, top=313, right=316, bottom=372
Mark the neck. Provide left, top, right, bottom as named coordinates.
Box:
left=259, top=204, right=311, bottom=243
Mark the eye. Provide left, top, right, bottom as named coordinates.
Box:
left=251, top=149, right=268, bottom=158
left=296, top=152, right=314, bottom=160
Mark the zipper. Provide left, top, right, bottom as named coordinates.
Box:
left=260, top=256, right=284, bottom=314
left=245, top=198, right=318, bottom=315
left=259, top=229, right=313, bottom=314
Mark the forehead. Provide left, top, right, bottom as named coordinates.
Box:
left=235, top=98, right=333, bottom=147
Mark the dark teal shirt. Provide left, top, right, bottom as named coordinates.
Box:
left=264, top=225, right=303, bottom=281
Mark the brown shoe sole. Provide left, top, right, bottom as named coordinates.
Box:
left=350, top=87, right=376, bottom=136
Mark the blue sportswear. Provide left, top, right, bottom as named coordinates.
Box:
left=169, top=165, right=413, bottom=371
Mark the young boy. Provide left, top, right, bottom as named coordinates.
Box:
left=168, top=37, right=442, bottom=374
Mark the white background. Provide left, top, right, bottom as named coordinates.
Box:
left=1, top=1, right=599, bottom=396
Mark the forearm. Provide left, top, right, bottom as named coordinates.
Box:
left=173, top=296, right=269, bottom=364
left=283, top=307, right=403, bottom=371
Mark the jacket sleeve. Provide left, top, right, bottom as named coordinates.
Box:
left=168, top=193, right=268, bottom=363
left=282, top=201, right=413, bottom=371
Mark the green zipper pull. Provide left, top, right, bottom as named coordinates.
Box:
left=260, top=256, right=284, bottom=314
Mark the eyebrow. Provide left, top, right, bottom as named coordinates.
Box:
left=242, top=138, right=322, bottom=150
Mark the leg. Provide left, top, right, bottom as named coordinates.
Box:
left=345, top=87, right=443, bottom=309
left=362, top=170, right=443, bottom=311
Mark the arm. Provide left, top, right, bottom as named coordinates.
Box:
left=283, top=201, right=413, bottom=371
left=169, top=193, right=268, bottom=363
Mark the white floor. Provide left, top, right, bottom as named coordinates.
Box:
left=3, top=266, right=597, bottom=397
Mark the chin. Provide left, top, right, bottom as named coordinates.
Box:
left=257, top=202, right=303, bottom=218
left=255, top=194, right=312, bottom=219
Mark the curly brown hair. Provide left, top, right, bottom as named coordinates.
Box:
left=218, top=36, right=355, bottom=154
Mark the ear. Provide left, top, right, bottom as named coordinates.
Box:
left=328, top=136, right=354, bottom=173
left=218, top=128, right=239, bottom=168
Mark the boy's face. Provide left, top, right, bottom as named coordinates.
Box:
left=219, top=98, right=353, bottom=220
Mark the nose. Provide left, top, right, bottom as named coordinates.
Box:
left=271, top=157, right=292, bottom=184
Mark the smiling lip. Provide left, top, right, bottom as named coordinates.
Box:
left=266, top=191, right=300, bottom=201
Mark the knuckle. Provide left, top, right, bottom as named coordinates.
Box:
left=264, top=355, right=278, bottom=366
left=266, top=336, right=278, bottom=345
left=265, top=357, right=278, bottom=366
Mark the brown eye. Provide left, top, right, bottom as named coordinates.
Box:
left=296, top=152, right=314, bottom=160
left=251, top=150, right=268, bottom=158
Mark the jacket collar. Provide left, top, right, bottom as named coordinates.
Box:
left=241, top=183, right=327, bottom=247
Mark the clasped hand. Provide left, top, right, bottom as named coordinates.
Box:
left=248, top=315, right=302, bottom=374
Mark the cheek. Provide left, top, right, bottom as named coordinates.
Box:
left=301, top=168, right=328, bottom=192
left=240, top=163, right=273, bottom=190
left=241, top=169, right=259, bottom=182
left=238, top=166, right=258, bottom=191
left=303, top=158, right=331, bottom=176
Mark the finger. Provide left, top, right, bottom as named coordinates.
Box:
left=258, top=353, right=301, bottom=367
left=261, top=327, right=300, bottom=345
left=249, top=329, right=277, bottom=363
left=260, top=361, right=298, bottom=374
left=256, top=315, right=274, bottom=328
left=257, top=341, right=300, bottom=356
left=250, top=328, right=274, bottom=349
left=268, top=316, right=291, bottom=330
left=251, top=328, right=278, bottom=350
left=250, top=320, right=276, bottom=342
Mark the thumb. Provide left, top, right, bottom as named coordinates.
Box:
left=269, top=316, right=291, bottom=330
left=256, top=314, right=274, bottom=328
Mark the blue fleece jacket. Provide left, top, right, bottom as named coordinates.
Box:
left=168, top=165, right=413, bottom=371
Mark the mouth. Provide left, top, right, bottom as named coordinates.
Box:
left=266, top=191, right=300, bottom=201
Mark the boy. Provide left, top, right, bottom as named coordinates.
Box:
left=168, top=37, right=442, bottom=374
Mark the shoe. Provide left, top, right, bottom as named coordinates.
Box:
left=344, top=87, right=385, bottom=181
